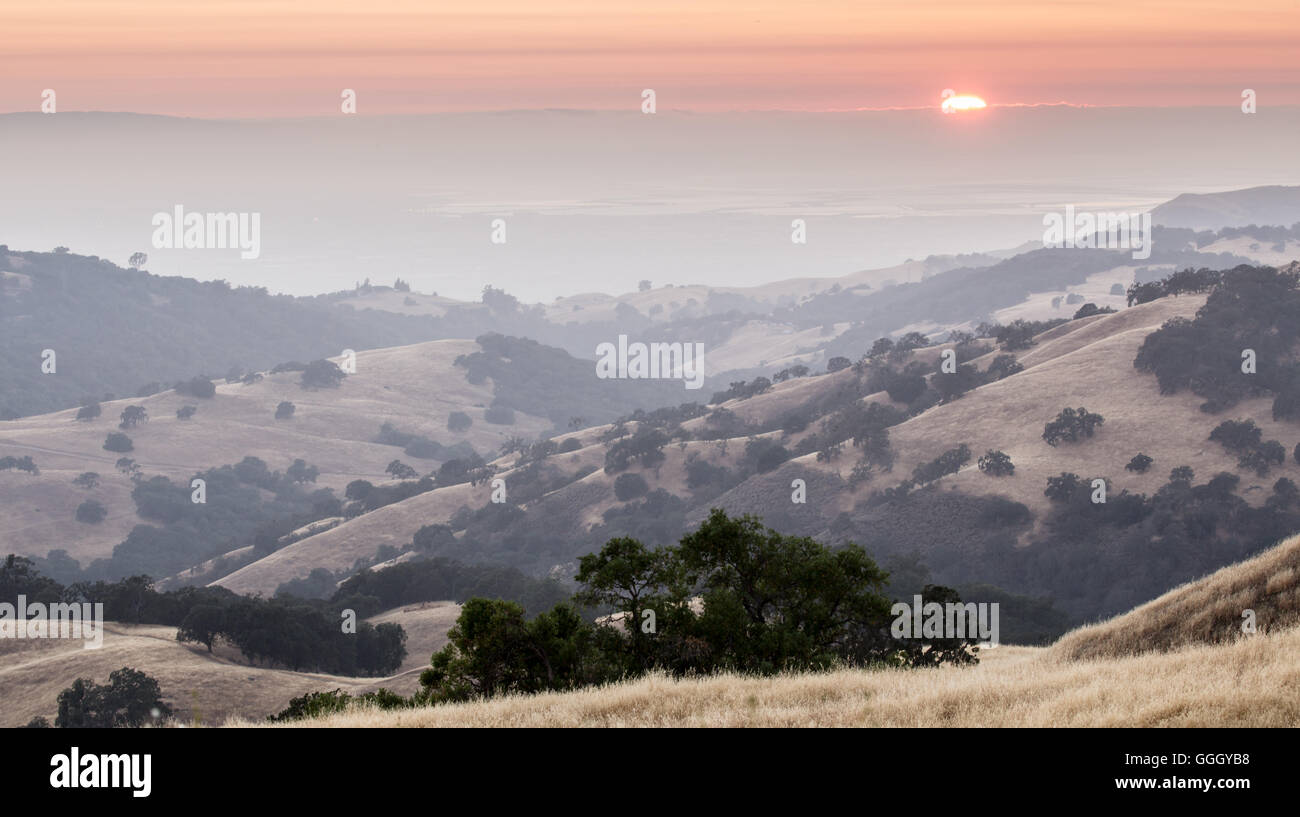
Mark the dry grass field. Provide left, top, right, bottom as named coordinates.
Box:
left=0, top=603, right=458, bottom=727
left=762, top=294, right=1300, bottom=519
left=234, top=629, right=1300, bottom=728
left=1052, top=533, right=1300, bottom=661
left=220, top=293, right=1300, bottom=595
left=6, top=537, right=1297, bottom=730
left=228, top=534, right=1300, bottom=728
left=0, top=339, right=550, bottom=563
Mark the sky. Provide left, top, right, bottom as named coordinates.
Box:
left=3, top=0, right=1300, bottom=116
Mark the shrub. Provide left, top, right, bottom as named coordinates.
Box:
left=883, top=370, right=928, bottom=404
left=177, top=376, right=216, bottom=399
left=118, top=405, right=148, bottom=429
left=176, top=405, right=197, bottom=420
left=604, top=428, right=669, bottom=474
left=743, top=437, right=791, bottom=474
left=558, top=438, right=582, bottom=453
left=55, top=668, right=172, bottom=728
left=403, top=438, right=442, bottom=459
left=1125, top=453, right=1153, bottom=473
left=710, top=377, right=772, bottom=404
left=103, top=432, right=133, bottom=453
left=0, top=456, right=39, bottom=474
left=447, top=411, right=473, bottom=432
left=1042, top=407, right=1104, bottom=446
left=977, top=450, right=1015, bottom=477
left=934, top=363, right=982, bottom=402
left=72, top=472, right=100, bottom=489
left=268, top=689, right=355, bottom=722
left=275, top=401, right=295, bottom=419
left=780, top=411, right=809, bottom=434
left=75, top=500, right=107, bottom=524
left=994, top=320, right=1038, bottom=350
left=985, top=354, right=1023, bottom=380
left=386, top=460, right=418, bottom=480
left=345, top=480, right=374, bottom=501
left=1240, top=440, right=1287, bottom=477
left=75, top=402, right=101, bottom=421
left=286, top=459, right=320, bottom=484
left=1072, top=303, right=1115, bottom=320
left=1044, top=472, right=1081, bottom=502
left=896, top=332, right=930, bottom=353
left=1209, top=419, right=1262, bottom=453
left=300, top=359, right=346, bottom=389
left=913, top=444, right=971, bottom=485
left=613, top=472, right=650, bottom=501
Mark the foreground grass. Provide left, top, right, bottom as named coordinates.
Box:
left=1052, top=534, right=1300, bottom=661
left=228, top=626, right=1300, bottom=727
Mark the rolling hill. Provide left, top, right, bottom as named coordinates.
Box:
left=233, top=532, right=1300, bottom=728
left=1152, top=185, right=1300, bottom=230
left=0, top=339, right=551, bottom=565
left=216, top=285, right=1300, bottom=618
left=0, top=602, right=459, bottom=728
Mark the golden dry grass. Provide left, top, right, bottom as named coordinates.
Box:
left=232, top=294, right=1300, bottom=594
left=228, top=626, right=1300, bottom=727
left=1052, top=533, right=1300, bottom=661
left=0, top=603, right=457, bottom=727
left=226, top=532, right=1300, bottom=728
left=0, top=338, right=550, bottom=563
left=765, top=294, right=1300, bottom=520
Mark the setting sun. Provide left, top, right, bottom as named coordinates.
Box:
left=941, top=94, right=988, bottom=113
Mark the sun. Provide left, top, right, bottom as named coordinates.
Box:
left=940, top=91, right=987, bottom=113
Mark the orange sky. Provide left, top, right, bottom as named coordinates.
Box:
left=3, top=0, right=1299, bottom=115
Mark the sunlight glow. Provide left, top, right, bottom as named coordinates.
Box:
left=941, top=94, right=988, bottom=113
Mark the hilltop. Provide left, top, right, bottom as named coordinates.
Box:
left=1152, top=185, right=1300, bottom=230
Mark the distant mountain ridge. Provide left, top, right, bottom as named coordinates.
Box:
left=1152, top=185, right=1300, bottom=230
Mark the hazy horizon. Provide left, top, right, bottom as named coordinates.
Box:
left=5, top=106, right=1299, bottom=301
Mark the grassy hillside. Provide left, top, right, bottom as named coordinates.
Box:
left=0, top=248, right=458, bottom=420
left=0, top=339, right=550, bottom=565
left=0, top=603, right=457, bottom=728
left=233, top=626, right=1300, bottom=728
left=217, top=279, right=1300, bottom=618
left=0, top=331, right=691, bottom=573
left=1052, top=533, right=1300, bottom=661
left=229, top=533, right=1300, bottom=728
